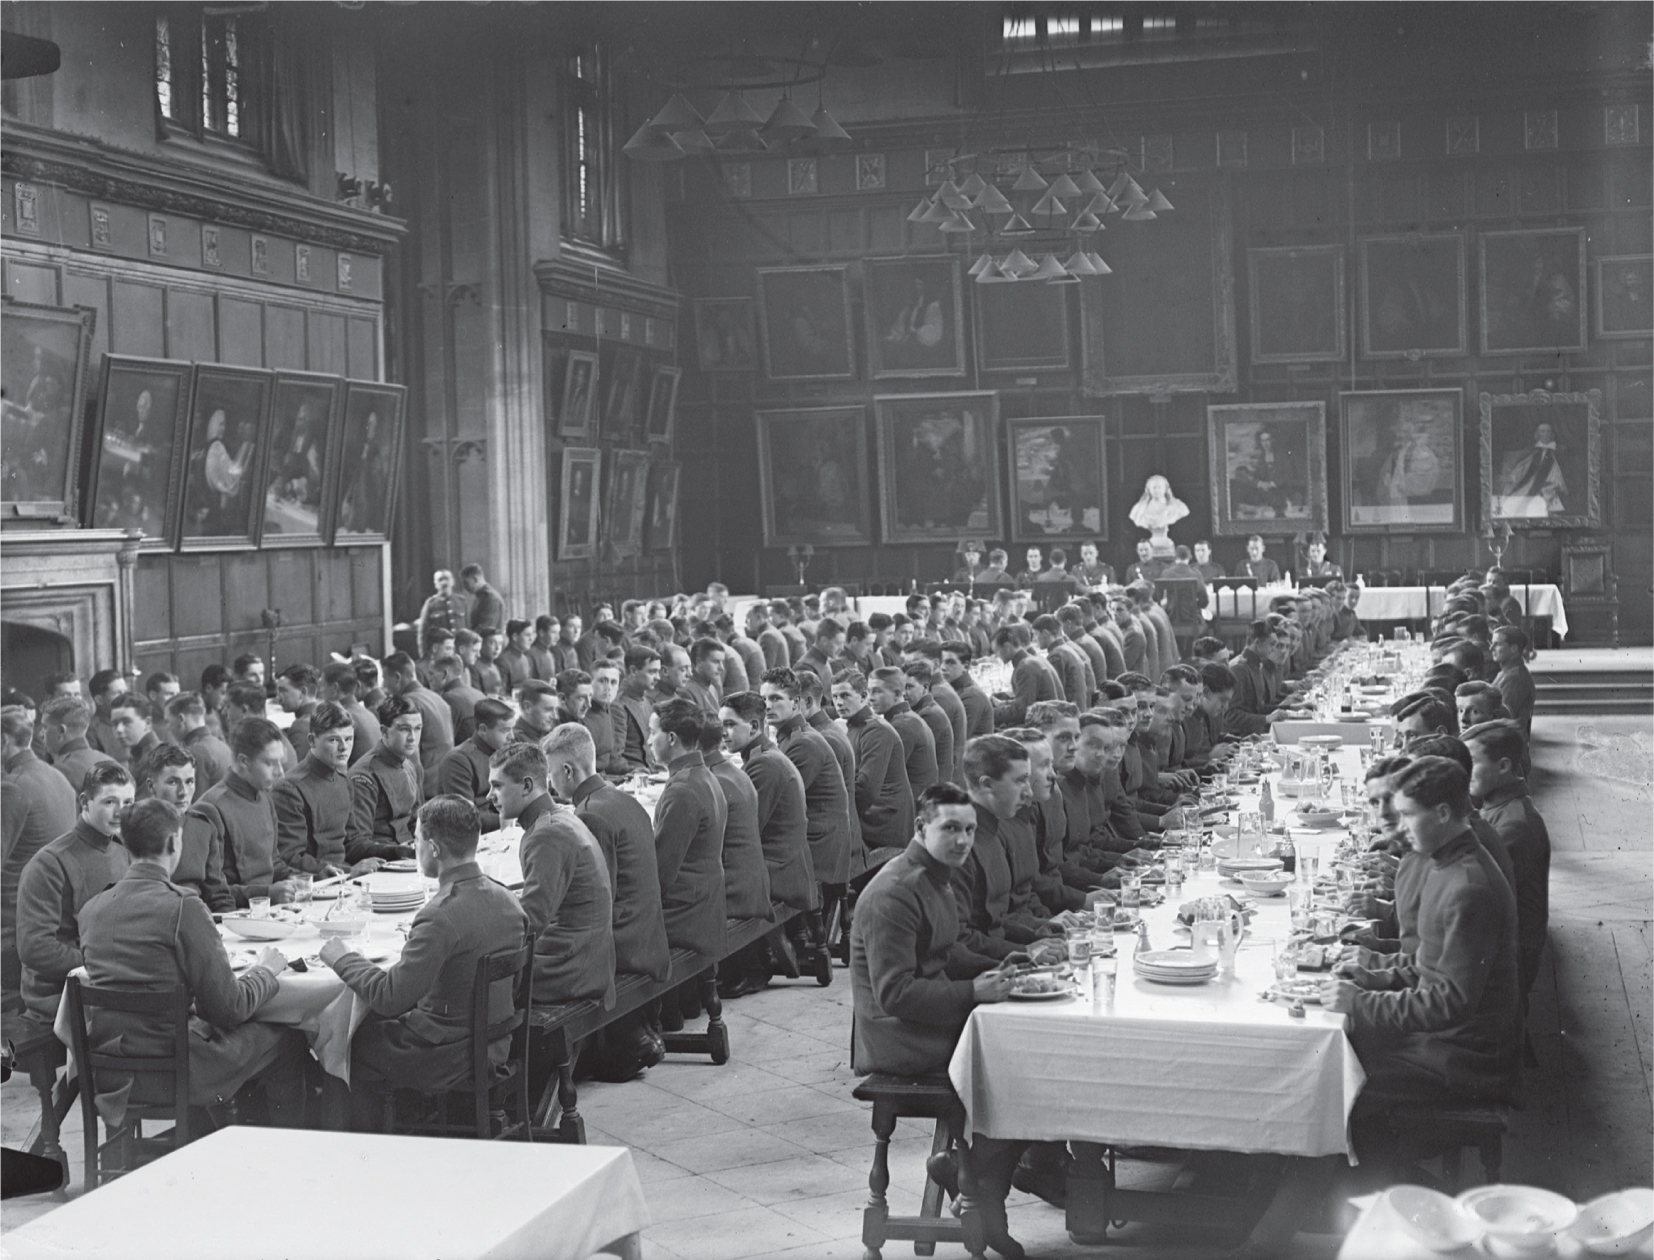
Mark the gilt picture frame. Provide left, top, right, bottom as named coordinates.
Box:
left=1479, top=388, right=1602, bottom=529
left=1207, top=400, right=1328, bottom=536
left=1, top=299, right=96, bottom=521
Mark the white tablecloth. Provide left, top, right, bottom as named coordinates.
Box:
left=1354, top=585, right=1569, bottom=639
left=1274, top=720, right=1390, bottom=745
left=2, top=1127, right=652, bottom=1260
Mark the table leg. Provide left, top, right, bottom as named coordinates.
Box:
left=597, top=1230, right=642, bottom=1260
left=1065, top=1140, right=1113, bottom=1244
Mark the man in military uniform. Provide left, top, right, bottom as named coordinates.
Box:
left=273, top=703, right=379, bottom=877
left=416, top=569, right=470, bottom=658
left=761, top=669, right=852, bottom=931
left=2, top=710, right=77, bottom=1005
left=321, top=795, right=528, bottom=1130
left=381, top=652, right=455, bottom=787
left=182, top=716, right=292, bottom=912
left=649, top=700, right=728, bottom=963
left=348, top=696, right=423, bottom=862
left=39, top=696, right=117, bottom=795
left=831, top=668, right=915, bottom=863
left=436, top=697, right=514, bottom=833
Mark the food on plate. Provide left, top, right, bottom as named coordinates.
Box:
left=1012, top=974, right=1067, bottom=996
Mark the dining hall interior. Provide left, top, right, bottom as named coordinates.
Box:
left=0, top=2, right=1650, bottom=1257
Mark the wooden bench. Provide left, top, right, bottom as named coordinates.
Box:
left=2, top=1011, right=73, bottom=1195
left=529, top=908, right=819, bottom=1143
left=850, top=1072, right=987, bottom=1260
left=1385, top=1102, right=1511, bottom=1191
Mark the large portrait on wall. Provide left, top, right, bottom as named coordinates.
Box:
left=258, top=371, right=343, bottom=546
left=974, top=280, right=1071, bottom=373
left=1359, top=233, right=1467, bottom=359
left=332, top=380, right=407, bottom=545
left=755, top=406, right=873, bottom=547
left=1248, top=245, right=1346, bottom=364
left=1207, top=400, right=1327, bottom=536
left=1080, top=178, right=1237, bottom=394
left=863, top=255, right=966, bottom=379
left=645, top=460, right=680, bottom=552
left=1479, top=228, right=1587, bottom=356
left=756, top=265, right=856, bottom=381
left=1006, top=416, right=1107, bottom=543
left=557, top=446, right=601, bottom=560
left=85, top=354, right=192, bottom=547
left=602, top=347, right=643, bottom=440
left=1479, top=388, right=1602, bottom=529
left=1595, top=255, right=1652, bottom=339
left=549, top=342, right=598, bottom=440
left=177, top=365, right=275, bottom=550
left=1340, top=389, right=1464, bottom=534
left=643, top=364, right=680, bottom=444
left=1, top=299, right=95, bottom=520
left=604, top=448, right=650, bottom=558
left=874, top=392, right=1001, bottom=544
left=693, top=297, right=758, bottom=372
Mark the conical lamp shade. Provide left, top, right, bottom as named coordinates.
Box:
left=938, top=210, right=976, bottom=233
left=810, top=106, right=852, bottom=143
left=1087, top=252, right=1113, bottom=275
left=920, top=197, right=955, bottom=224
left=1002, top=248, right=1038, bottom=276
left=976, top=186, right=1014, bottom=214
left=1147, top=188, right=1174, bottom=212
left=907, top=196, right=936, bottom=223
left=1084, top=191, right=1117, bottom=216
left=1047, top=173, right=1082, bottom=198
left=967, top=252, right=995, bottom=276
left=1011, top=166, right=1049, bottom=193
left=1029, top=254, right=1069, bottom=281
left=648, top=93, right=706, bottom=132
left=624, top=121, right=686, bottom=162
left=760, top=96, right=817, bottom=143
left=1121, top=201, right=1158, bottom=221
left=672, top=129, right=715, bottom=154
left=1075, top=169, right=1107, bottom=194
left=1070, top=210, right=1103, bottom=232
left=938, top=181, right=973, bottom=210
left=1063, top=250, right=1100, bottom=275
left=959, top=173, right=987, bottom=197
left=713, top=128, right=769, bottom=153
left=703, top=92, right=766, bottom=135
left=975, top=263, right=1015, bottom=284
left=1123, top=177, right=1147, bottom=202
left=1030, top=191, right=1067, bottom=217
left=997, top=212, right=1035, bottom=236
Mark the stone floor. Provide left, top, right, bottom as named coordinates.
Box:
left=5, top=712, right=1650, bottom=1259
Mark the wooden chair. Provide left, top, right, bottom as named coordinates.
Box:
left=1, top=1012, right=73, bottom=1196
left=1364, top=569, right=1405, bottom=588
left=63, top=978, right=193, bottom=1190
left=850, top=1073, right=986, bottom=1260
left=386, top=943, right=533, bottom=1140
left=1386, top=1101, right=1511, bottom=1191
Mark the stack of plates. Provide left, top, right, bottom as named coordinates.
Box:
left=1216, top=856, right=1284, bottom=880
left=1133, top=949, right=1217, bottom=986
left=360, top=873, right=426, bottom=914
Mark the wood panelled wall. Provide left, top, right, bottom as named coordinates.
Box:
left=665, top=107, right=1652, bottom=641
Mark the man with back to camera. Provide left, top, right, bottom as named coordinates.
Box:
left=2, top=709, right=76, bottom=1005
left=461, top=564, right=505, bottom=638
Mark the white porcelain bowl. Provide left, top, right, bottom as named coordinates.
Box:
left=1238, top=873, right=1293, bottom=897
left=1384, top=1185, right=1483, bottom=1253
left=1458, top=1185, right=1579, bottom=1256
left=316, top=918, right=370, bottom=939
left=222, top=915, right=298, bottom=941
left=1572, top=1188, right=1654, bottom=1255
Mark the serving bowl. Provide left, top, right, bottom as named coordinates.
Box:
left=1238, top=872, right=1293, bottom=897
left=1571, top=1188, right=1654, bottom=1255
left=1457, top=1185, right=1579, bottom=1257
left=316, top=918, right=370, bottom=939
left=1383, top=1185, right=1483, bottom=1252
left=222, top=914, right=298, bottom=941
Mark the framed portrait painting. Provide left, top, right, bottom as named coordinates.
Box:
left=1479, top=388, right=1602, bottom=529
left=643, top=364, right=680, bottom=445
left=331, top=381, right=407, bottom=545
left=1339, top=389, right=1464, bottom=533
left=1207, top=400, right=1328, bottom=536
left=1005, top=416, right=1107, bottom=543
left=1, top=299, right=96, bottom=520
left=257, top=371, right=344, bottom=546
left=604, top=448, right=650, bottom=558
left=873, top=392, right=1002, bottom=544
left=863, top=255, right=966, bottom=378
left=693, top=297, right=758, bottom=372
left=973, top=280, right=1071, bottom=374
left=756, top=265, right=855, bottom=382
left=754, top=406, right=873, bottom=547
left=1359, top=233, right=1467, bottom=359
left=1479, top=227, right=1587, bottom=355
left=645, top=460, right=680, bottom=552
left=1595, top=254, right=1652, bottom=340
left=177, top=365, right=275, bottom=550
left=557, top=446, right=601, bottom=561
left=550, top=343, right=598, bottom=440
left=1248, top=245, right=1346, bottom=364
left=601, top=346, right=643, bottom=440
left=84, top=354, right=192, bottom=548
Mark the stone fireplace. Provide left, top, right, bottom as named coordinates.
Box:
left=0, top=529, right=140, bottom=696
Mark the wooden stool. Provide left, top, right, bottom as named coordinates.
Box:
left=850, top=1073, right=987, bottom=1260
left=3, top=1013, right=72, bottom=1196
left=1387, top=1102, right=1510, bottom=1191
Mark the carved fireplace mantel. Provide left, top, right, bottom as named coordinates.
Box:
left=0, top=529, right=141, bottom=675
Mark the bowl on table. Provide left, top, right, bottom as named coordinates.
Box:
left=1238, top=872, right=1293, bottom=897
left=316, top=917, right=370, bottom=939
left=1215, top=857, right=1283, bottom=880
left=222, top=914, right=298, bottom=941
left=1381, top=1185, right=1483, bottom=1253
left=1292, top=804, right=1344, bottom=830
left=1298, top=734, right=1344, bottom=750
left=1571, top=1188, right=1654, bottom=1255
left=1456, top=1185, right=1579, bottom=1257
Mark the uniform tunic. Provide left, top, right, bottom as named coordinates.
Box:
left=78, top=863, right=293, bottom=1119
left=400, top=684, right=456, bottom=789
left=613, top=685, right=654, bottom=772
left=341, top=701, right=381, bottom=766
left=952, top=674, right=995, bottom=741
left=15, top=820, right=132, bottom=1017
left=436, top=736, right=501, bottom=833
left=1047, top=640, right=1093, bottom=711
left=2, top=750, right=77, bottom=995
left=775, top=715, right=852, bottom=886
left=843, top=707, right=914, bottom=857
left=1494, top=665, right=1536, bottom=739
left=910, top=695, right=956, bottom=793
left=571, top=776, right=670, bottom=982
left=927, top=682, right=968, bottom=786
left=334, top=861, right=528, bottom=1092
left=652, top=751, right=729, bottom=959
left=883, top=701, right=939, bottom=798
left=516, top=795, right=616, bottom=1007
left=583, top=702, right=628, bottom=777
left=949, top=805, right=1022, bottom=961
left=46, top=737, right=117, bottom=796
left=740, top=740, right=818, bottom=912
left=348, top=746, right=422, bottom=860
left=273, top=756, right=365, bottom=875
left=182, top=771, right=274, bottom=911
left=806, top=710, right=862, bottom=861
left=706, top=750, right=774, bottom=921
left=181, top=727, right=233, bottom=798
left=1476, top=781, right=1551, bottom=997
left=850, top=839, right=989, bottom=1076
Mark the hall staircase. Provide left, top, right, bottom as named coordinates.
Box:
left=1532, top=648, right=1654, bottom=716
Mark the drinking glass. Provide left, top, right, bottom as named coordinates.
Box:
left=290, top=873, right=314, bottom=905
left=1092, top=950, right=1117, bottom=1009
left=1119, top=872, right=1142, bottom=926
left=248, top=896, right=272, bottom=919
left=1197, top=842, right=1216, bottom=873
left=1164, top=851, right=1185, bottom=895
left=1312, top=908, right=1340, bottom=940
left=1067, top=930, right=1093, bottom=969
left=1273, top=939, right=1300, bottom=985
left=1211, top=772, right=1230, bottom=796
left=1091, top=929, right=1116, bottom=961
left=1288, top=884, right=1313, bottom=932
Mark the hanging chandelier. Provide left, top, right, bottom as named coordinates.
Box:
left=911, top=147, right=1174, bottom=284
left=623, top=53, right=853, bottom=162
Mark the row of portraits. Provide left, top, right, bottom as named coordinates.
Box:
left=753, top=388, right=1605, bottom=549
left=556, top=447, right=678, bottom=562
left=544, top=337, right=680, bottom=446
left=0, top=298, right=404, bottom=548
left=688, top=236, right=1649, bottom=384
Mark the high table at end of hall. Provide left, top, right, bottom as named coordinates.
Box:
left=1, top=1127, right=652, bottom=1260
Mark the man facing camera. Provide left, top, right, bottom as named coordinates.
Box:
left=321, top=795, right=528, bottom=1130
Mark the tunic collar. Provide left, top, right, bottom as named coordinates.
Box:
left=515, top=793, right=556, bottom=832
left=439, top=860, right=483, bottom=889
left=1478, top=779, right=1528, bottom=810
left=667, top=750, right=705, bottom=774
left=904, top=837, right=954, bottom=886
left=776, top=714, right=807, bottom=739
left=571, top=775, right=607, bottom=809
left=73, top=818, right=121, bottom=851
left=224, top=771, right=261, bottom=802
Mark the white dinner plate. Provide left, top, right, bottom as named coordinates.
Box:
left=1134, top=971, right=1214, bottom=986
left=1009, top=986, right=1079, bottom=1001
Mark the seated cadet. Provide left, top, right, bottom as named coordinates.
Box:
left=1463, top=721, right=1550, bottom=1004
left=79, top=800, right=307, bottom=1128
left=721, top=691, right=820, bottom=921
left=138, top=744, right=226, bottom=909
left=869, top=666, right=939, bottom=797
left=16, top=762, right=134, bottom=1021
left=953, top=735, right=1045, bottom=962
left=614, top=647, right=661, bottom=772
left=273, top=703, right=380, bottom=878
left=488, top=742, right=615, bottom=1009
left=183, top=717, right=292, bottom=912
left=849, top=782, right=1024, bottom=1257
left=832, top=668, right=915, bottom=866
left=584, top=661, right=630, bottom=777
left=1323, top=759, right=1522, bottom=1175
left=1225, top=620, right=1289, bottom=733
left=697, top=712, right=774, bottom=998
left=275, top=664, right=321, bottom=762
left=1490, top=626, right=1536, bottom=738
left=794, top=670, right=861, bottom=877
left=988, top=626, right=1060, bottom=727
left=322, top=796, right=528, bottom=1131
left=512, top=679, right=561, bottom=748
left=1000, top=727, right=1087, bottom=916
left=432, top=654, right=484, bottom=745
left=169, top=692, right=231, bottom=798
left=650, top=699, right=729, bottom=963
left=348, top=696, right=423, bottom=863
left=2, top=710, right=77, bottom=1007
left=381, top=652, right=455, bottom=786
left=761, top=669, right=853, bottom=922
left=436, top=697, right=514, bottom=833
left=1021, top=704, right=1117, bottom=899
left=1078, top=708, right=1158, bottom=859
left=39, top=696, right=117, bottom=796
left=940, top=641, right=995, bottom=740
left=901, top=661, right=958, bottom=789
left=319, top=662, right=380, bottom=766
